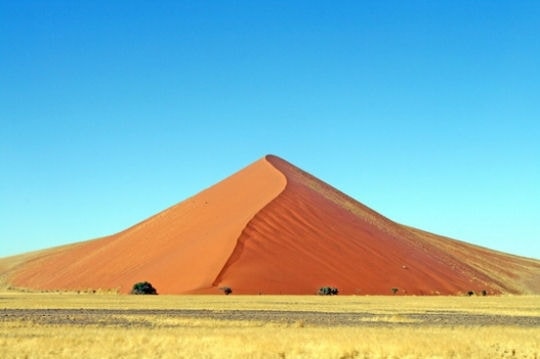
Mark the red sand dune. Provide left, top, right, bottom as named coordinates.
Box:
left=2, top=155, right=539, bottom=295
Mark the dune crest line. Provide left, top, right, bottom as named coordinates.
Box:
left=210, top=156, right=288, bottom=290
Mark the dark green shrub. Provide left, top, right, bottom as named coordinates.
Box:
left=131, top=281, right=157, bottom=295
left=318, top=286, right=338, bottom=295
left=220, top=286, right=232, bottom=295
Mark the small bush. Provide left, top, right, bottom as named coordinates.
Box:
left=131, top=281, right=158, bottom=295
left=220, top=287, right=232, bottom=295
left=318, top=286, right=338, bottom=295
left=481, top=290, right=488, bottom=296
left=391, top=287, right=399, bottom=295
left=467, top=290, right=475, bottom=296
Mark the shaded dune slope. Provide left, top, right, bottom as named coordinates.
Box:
left=212, top=156, right=540, bottom=295
left=3, top=155, right=539, bottom=295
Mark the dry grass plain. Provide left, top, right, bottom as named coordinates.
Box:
left=0, top=292, right=539, bottom=358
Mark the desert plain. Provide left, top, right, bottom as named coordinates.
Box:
left=1, top=292, right=539, bottom=358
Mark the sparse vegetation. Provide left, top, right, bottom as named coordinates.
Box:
left=130, top=281, right=157, bottom=295
left=318, top=286, right=338, bottom=295
left=1, top=293, right=539, bottom=359
left=391, top=287, right=399, bottom=295
left=467, top=290, right=475, bottom=296
left=220, top=287, right=233, bottom=295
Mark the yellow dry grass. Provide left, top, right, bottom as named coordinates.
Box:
left=1, top=293, right=539, bottom=358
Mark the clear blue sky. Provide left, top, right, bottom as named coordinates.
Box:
left=1, top=1, right=539, bottom=259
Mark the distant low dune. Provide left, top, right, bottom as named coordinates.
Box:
left=1, top=155, right=539, bottom=295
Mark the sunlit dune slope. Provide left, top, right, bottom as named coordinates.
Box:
left=2, top=155, right=539, bottom=295
left=3, top=158, right=286, bottom=293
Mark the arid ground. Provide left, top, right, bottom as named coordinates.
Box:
left=1, top=293, right=538, bottom=358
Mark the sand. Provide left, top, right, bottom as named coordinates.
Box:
left=5, top=157, right=286, bottom=293
left=2, top=155, right=540, bottom=294
left=212, top=156, right=540, bottom=294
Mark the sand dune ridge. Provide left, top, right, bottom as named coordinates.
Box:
left=2, top=155, right=539, bottom=295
